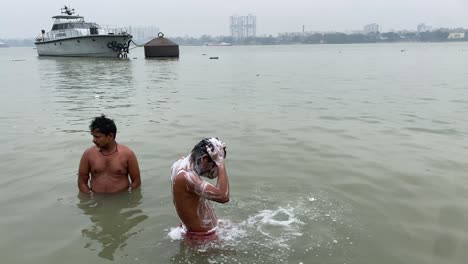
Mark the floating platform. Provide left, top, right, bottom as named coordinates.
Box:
left=144, top=32, right=179, bottom=58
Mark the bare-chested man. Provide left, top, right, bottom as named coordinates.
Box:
left=170, top=138, right=229, bottom=240
left=78, top=115, right=141, bottom=194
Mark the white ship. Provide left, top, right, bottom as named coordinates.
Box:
left=34, top=6, right=132, bottom=58
left=206, top=42, right=232, bottom=46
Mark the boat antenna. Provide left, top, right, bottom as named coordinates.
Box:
left=61, top=5, right=75, bottom=16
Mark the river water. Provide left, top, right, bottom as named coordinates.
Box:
left=0, top=43, right=467, bottom=264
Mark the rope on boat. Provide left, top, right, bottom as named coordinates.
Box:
left=129, top=39, right=145, bottom=50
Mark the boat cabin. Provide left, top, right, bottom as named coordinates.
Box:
left=36, top=6, right=128, bottom=42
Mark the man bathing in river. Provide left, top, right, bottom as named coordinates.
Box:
left=78, top=115, right=141, bottom=194
left=171, top=138, right=229, bottom=240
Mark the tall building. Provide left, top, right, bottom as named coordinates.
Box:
left=128, top=26, right=160, bottom=44
left=363, top=23, right=380, bottom=34
left=230, top=15, right=256, bottom=39
left=417, top=23, right=431, bottom=33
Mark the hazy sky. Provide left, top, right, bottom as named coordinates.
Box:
left=1, top=0, right=468, bottom=38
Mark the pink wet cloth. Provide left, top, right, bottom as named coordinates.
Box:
left=178, top=224, right=217, bottom=243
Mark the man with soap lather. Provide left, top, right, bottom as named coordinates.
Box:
left=170, top=138, right=229, bottom=240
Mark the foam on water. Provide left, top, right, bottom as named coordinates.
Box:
left=167, top=193, right=358, bottom=263
left=167, top=204, right=306, bottom=249
left=168, top=225, right=185, bottom=240
left=216, top=219, right=248, bottom=243
left=244, top=205, right=305, bottom=248
left=247, top=206, right=303, bottom=227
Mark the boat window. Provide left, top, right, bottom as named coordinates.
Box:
left=52, top=23, right=69, bottom=30
left=51, top=24, right=63, bottom=30
left=51, top=22, right=102, bottom=31
left=90, top=27, right=99, bottom=35
left=70, top=22, right=91, bottom=29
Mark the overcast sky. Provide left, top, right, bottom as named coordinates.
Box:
left=1, top=0, right=468, bottom=38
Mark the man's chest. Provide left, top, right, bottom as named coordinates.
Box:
left=89, top=154, right=128, bottom=175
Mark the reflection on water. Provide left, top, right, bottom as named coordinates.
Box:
left=142, top=58, right=180, bottom=124
left=38, top=56, right=135, bottom=97
left=144, top=57, right=179, bottom=84
left=432, top=206, right=465, bottom=261
left=144, top=57, right=180, bottom=62
left=77, top=189, right=148, bottom=260
left=37, top=56, right=136, bottom=133
left=170, top=241, right=236, bottom=264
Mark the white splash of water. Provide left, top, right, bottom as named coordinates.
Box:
left=247, top=206, right=303, bottom=227
left=216, top=219, right=248, bottom=243
left=168, top=225, right=185, bottom=240
left=166, top=193, right=357, bottom=263
left=243, top=205, right=305, bottom=248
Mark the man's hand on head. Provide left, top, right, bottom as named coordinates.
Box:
left=206, top=138, right=226, bottom=166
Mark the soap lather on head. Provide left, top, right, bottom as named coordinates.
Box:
left=190, top=137, right=227, bottom=179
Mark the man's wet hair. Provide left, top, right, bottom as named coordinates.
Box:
left=89, top=115, right=117, bottom=138
left=191, top=138, right=227, bottom=163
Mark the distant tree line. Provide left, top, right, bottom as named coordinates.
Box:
left=1, top=28, right=466, bottom=47
left=0, top=38, right=35, bottom=47
left=171, top=29, right=468, bottom=46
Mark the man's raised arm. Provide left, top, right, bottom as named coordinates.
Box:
left=187, top=166, right=230, bottom=203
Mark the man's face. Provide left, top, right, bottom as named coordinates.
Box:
left=198, top=155, right=217, bottom=179
left=91, top=129, right=113, bottom=149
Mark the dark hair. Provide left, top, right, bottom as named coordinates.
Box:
left=89, top=114, right=117, bottom=138
left=190, top=138, right=227, bottom=163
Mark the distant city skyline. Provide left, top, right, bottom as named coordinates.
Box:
left=1, top=0, right=468, bottom=38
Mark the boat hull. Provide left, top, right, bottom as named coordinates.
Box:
left=35, top=35, right=131, bottom=57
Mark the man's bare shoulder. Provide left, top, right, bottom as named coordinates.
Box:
left=117, top=144, right=136, bottom=155
left=83, top=146, right=99, bottom=156
left=174, top=169, right=199, bottom=190
left=173, top=169, right=188, bottom=182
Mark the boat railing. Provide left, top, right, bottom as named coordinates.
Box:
left=100, top=25, right=130, bottom=35
left=36, top=27, right=131, bottom=42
